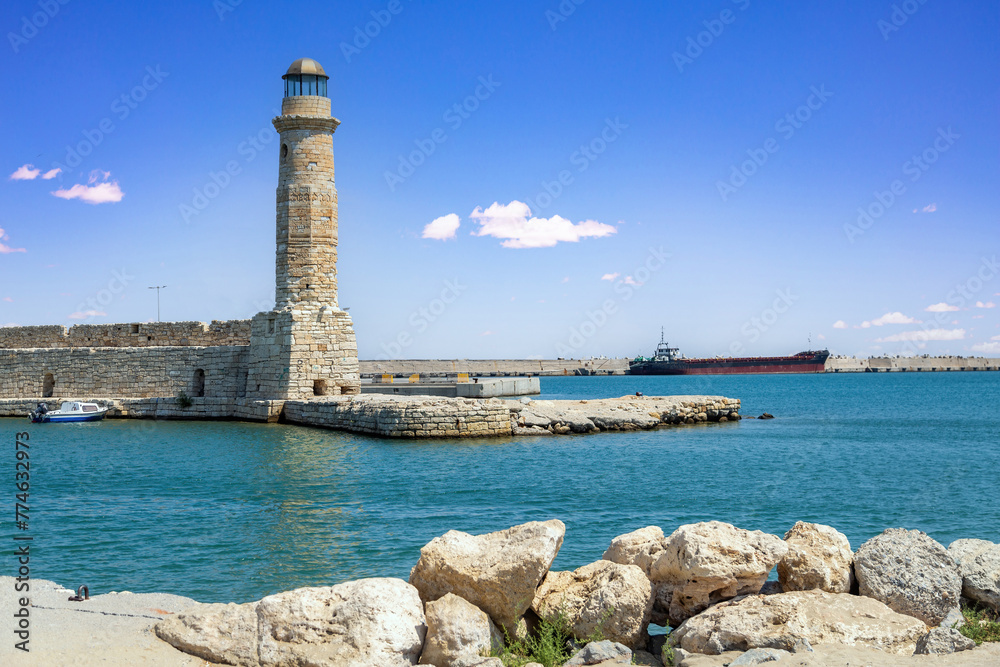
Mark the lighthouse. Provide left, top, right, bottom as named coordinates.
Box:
left=247, top=58, right=360, bottom=399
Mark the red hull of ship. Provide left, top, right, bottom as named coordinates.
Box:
left=675, top=362, right=827, bottom=375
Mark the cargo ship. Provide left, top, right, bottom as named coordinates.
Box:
left=629, top=332, right=830, bottom=375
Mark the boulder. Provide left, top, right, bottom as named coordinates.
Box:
left=257, top=578, right=426, bottom=667
left=853, top=528, right=962, bottom=625
left=564, top=640, right=632, bottom=665
left=452, top=657, right=503, bottom=667
left=730, top=648, right=791, bottom=665
left=531, top=560, right=652, bottom=648
left=949, top=538, right=1000, bottom=613
left=776, top=522, right=853, bottom=593
left=608, top=521, right=787, bottom=626
left=420, top=593, right=502, bottom=666
left=409, top=520, right=565, bottom=634
left=154, top=601, right=260, bottom=667
left=914, top=627, right=976, bottom=655
left=602, top=526, right=666, bottom=576
left=670, top=590, right=928, bottom=655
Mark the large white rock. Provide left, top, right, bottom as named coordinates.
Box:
left=949, top=538, right=1000, bottom=613
left=777, top=522, right=853, bottom=593
left=256, top=578, right=426, bottom=667
left=409, top=520, right=565, bottom=634
left=420, top=593, right=502, bottom=667
left=604, top=521, right=787, bottom=626
left=531, top=560, right=652, bottom=648
left=154, top=601, right=260, bottom=667
left=671, top=590, right=928, bottom=655
left=854, top=528, right=962, bottom=626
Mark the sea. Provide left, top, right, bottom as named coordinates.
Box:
left=2, top=371, right=998, bottom=604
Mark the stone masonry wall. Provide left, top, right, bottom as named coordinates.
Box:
left=0, top=320, right=251, bottom=349
left=283, top=396, right=513, bottom=438
left=0, top=346, right=249, bottom=399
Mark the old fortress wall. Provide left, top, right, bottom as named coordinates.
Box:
left=0, top=320, right=250, bottom=349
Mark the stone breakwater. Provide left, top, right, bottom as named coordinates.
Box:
left=0, top=394, right=740, bottom=438
left=150, top=519, right=1000, bottom=667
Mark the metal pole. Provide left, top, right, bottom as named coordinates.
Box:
left=148, top=286, right=167, bottom=322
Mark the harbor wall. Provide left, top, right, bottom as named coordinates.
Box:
left=361, top=358, right=630, bottom=377
left=0, top=320, right=251, bottom=349
left=0, top=346, right=250, bottom=399
left=825, top=355, right=1000, bottom=372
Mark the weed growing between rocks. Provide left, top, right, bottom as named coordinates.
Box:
left=492, top=608, right=608, bottom=667
left=176, top=391, right=193, bottom=408
left=959, top=602, right=1000, bottom=644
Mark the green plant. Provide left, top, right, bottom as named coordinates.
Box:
left=959, top=602, right=1000, bottom=645
left=176, top=391, right=193, bottom=408
left=492, top=609, right=577, bottom=667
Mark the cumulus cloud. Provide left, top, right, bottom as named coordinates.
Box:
left=623, top=276, right=641, bottom=286
left=42, top=167, right=61, bottom=179
left=51, top=170, right=124, bottom=204
left=0, top=228, right=26, bottom=254
left=971, top=342, right=1000, bottom=354
left=875, top=328, right=965, bottom=343
left=861, top=312, right=920, bottom=327
left=470, top=200, right=617, bottom=248
left=9, top=164, right=40, bottom=180
left=601, top=273, right=620, bottom=281
left=832, top=320, right=847, bottom=329
left=925, top=302, right=959, bottom=312
left=913, top=203, right=937, bottom=213
left=422, top=213, right=461, bottom=240
left=975, top=301, right=996, bottom=309
left=67, top=309, right=107, bottom=319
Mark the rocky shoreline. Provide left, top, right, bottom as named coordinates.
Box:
left=0, top=394, right=741, bottom=438
left=17, top=519, right=990, bottom=666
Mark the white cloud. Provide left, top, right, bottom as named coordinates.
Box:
left=2, top=297, right=12, bottom=302
left=925, top=302, right=959, bottom=312
left=817, top=333, right=826, bottom=340
left=42, top=167, right=62, bottom=180
left=470, top=200, right=617, bottom=248
left=975, top=301, right=996, bottom=309
left=832, top=320, right=847, bottom=329
left=859, top=321, right=871, bottom=329
left=601, top=273, right=620, bottom=281
left=9, top=164, right=40, bottom=180
left=865, top=312, right=920, bottom=326
left=876, top=328, right=966, bottom=343
left=0, top=228, right=26, bottom=254
left=623, top=276, right=641, bottom=286
left=67, top=309, right=107, bottom=319
left=422, top=213, right=461, bottom=240
left=480, top=330, right=493, bottom=336
left=971, top=342, right=1000, bottom=354
left=51, top=170, right=124, bottom=204
left=561, top=277, right=570, bottom=283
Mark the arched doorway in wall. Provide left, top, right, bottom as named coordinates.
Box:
left=42, top=373, right=55, bottom=398
left=193, top=369, right=205, bottom=398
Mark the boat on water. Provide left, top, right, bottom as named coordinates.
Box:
left=29, top=401, right=108, bottom=423
left=629, top=332, right=830, bottom=375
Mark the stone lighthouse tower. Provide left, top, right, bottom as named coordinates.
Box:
left=247, top=58, right=360, bottom=399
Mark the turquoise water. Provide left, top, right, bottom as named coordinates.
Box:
left=2, top=372, right=998, bottom=603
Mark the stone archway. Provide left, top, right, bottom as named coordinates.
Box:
left=193, top=369, right=205, bottom=398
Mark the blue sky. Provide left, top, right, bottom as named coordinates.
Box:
left=1, top=0, right=997, bottom=360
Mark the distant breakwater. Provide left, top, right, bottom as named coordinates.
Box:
left=361, top=356, right=1000, bottom=377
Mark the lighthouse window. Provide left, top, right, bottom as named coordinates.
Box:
left=284, top=74, right=327, bottom=98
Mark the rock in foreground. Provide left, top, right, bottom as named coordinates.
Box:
left=409, top=520, right=565, bottom=634
left=949, top=538, right=1000, bottom=613
left=671, top=590, right=928, bottom=655
left=156, top=578, right=426, bottom=667
left=854, top=528, right=962, bottom=625
left=777, top=521, right=853, bottom=593
left=604, top=521, right=788, bottom=626
left=419, top=593, right=501, bottom=667
left=531, top=560, right=652, bottom=648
